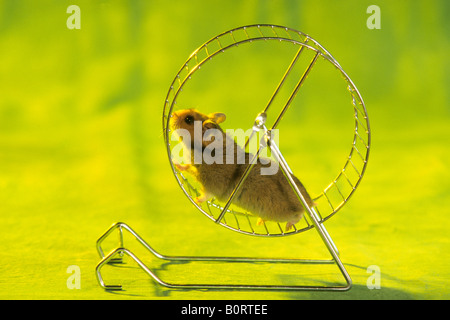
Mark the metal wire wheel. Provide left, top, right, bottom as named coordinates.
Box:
left=162, top=24, right=370, bottom=237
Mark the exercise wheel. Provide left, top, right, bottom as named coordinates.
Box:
left=95, top=24, right=370, bottom=292
left=162, top=24, right=370, bottom=236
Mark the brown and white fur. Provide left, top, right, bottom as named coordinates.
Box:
left=169, top=109, right=315, bottom=231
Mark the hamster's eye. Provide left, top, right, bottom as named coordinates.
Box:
left=184, top=115, right=194, bottom=125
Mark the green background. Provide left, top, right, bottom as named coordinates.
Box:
left=0, top=0, right=449, bottom=299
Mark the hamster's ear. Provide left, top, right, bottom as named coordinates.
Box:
left=203, top=120, right=219, bottom=130
left=208, top=112, right=226, bottom=124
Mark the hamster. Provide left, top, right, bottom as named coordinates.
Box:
left=169, top=108, right=315, bottom=231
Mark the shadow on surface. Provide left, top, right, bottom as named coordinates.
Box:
left=289, top=284, right=416, bottom=300
left=98, top=258, right=418, bottom=300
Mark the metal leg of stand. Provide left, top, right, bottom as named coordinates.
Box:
left=264, top=132, right=351, bottom=290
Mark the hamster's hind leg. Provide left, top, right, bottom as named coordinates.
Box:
left=285, top=212, right=303, bottom=231
left=256, top=218, right=266, bottom=226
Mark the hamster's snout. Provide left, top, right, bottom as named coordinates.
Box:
left=169, top=112, right=183, bottom=130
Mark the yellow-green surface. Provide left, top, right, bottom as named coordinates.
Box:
left=0, top=0, right=449, bottom=299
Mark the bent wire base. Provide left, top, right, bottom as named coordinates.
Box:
left=95, top=221, right=352, bottom=292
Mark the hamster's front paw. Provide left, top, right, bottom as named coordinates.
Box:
left=174, top=162, right=191, bottom=172
left=194, top=192, right=212, bottom=205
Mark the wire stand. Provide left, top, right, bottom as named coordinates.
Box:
left=95, top=25, right=370, bottom=292
left=95, top=220, right=351, bottom=291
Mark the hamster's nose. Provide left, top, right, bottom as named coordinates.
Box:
left=169, top=112, right=180, bottom=129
